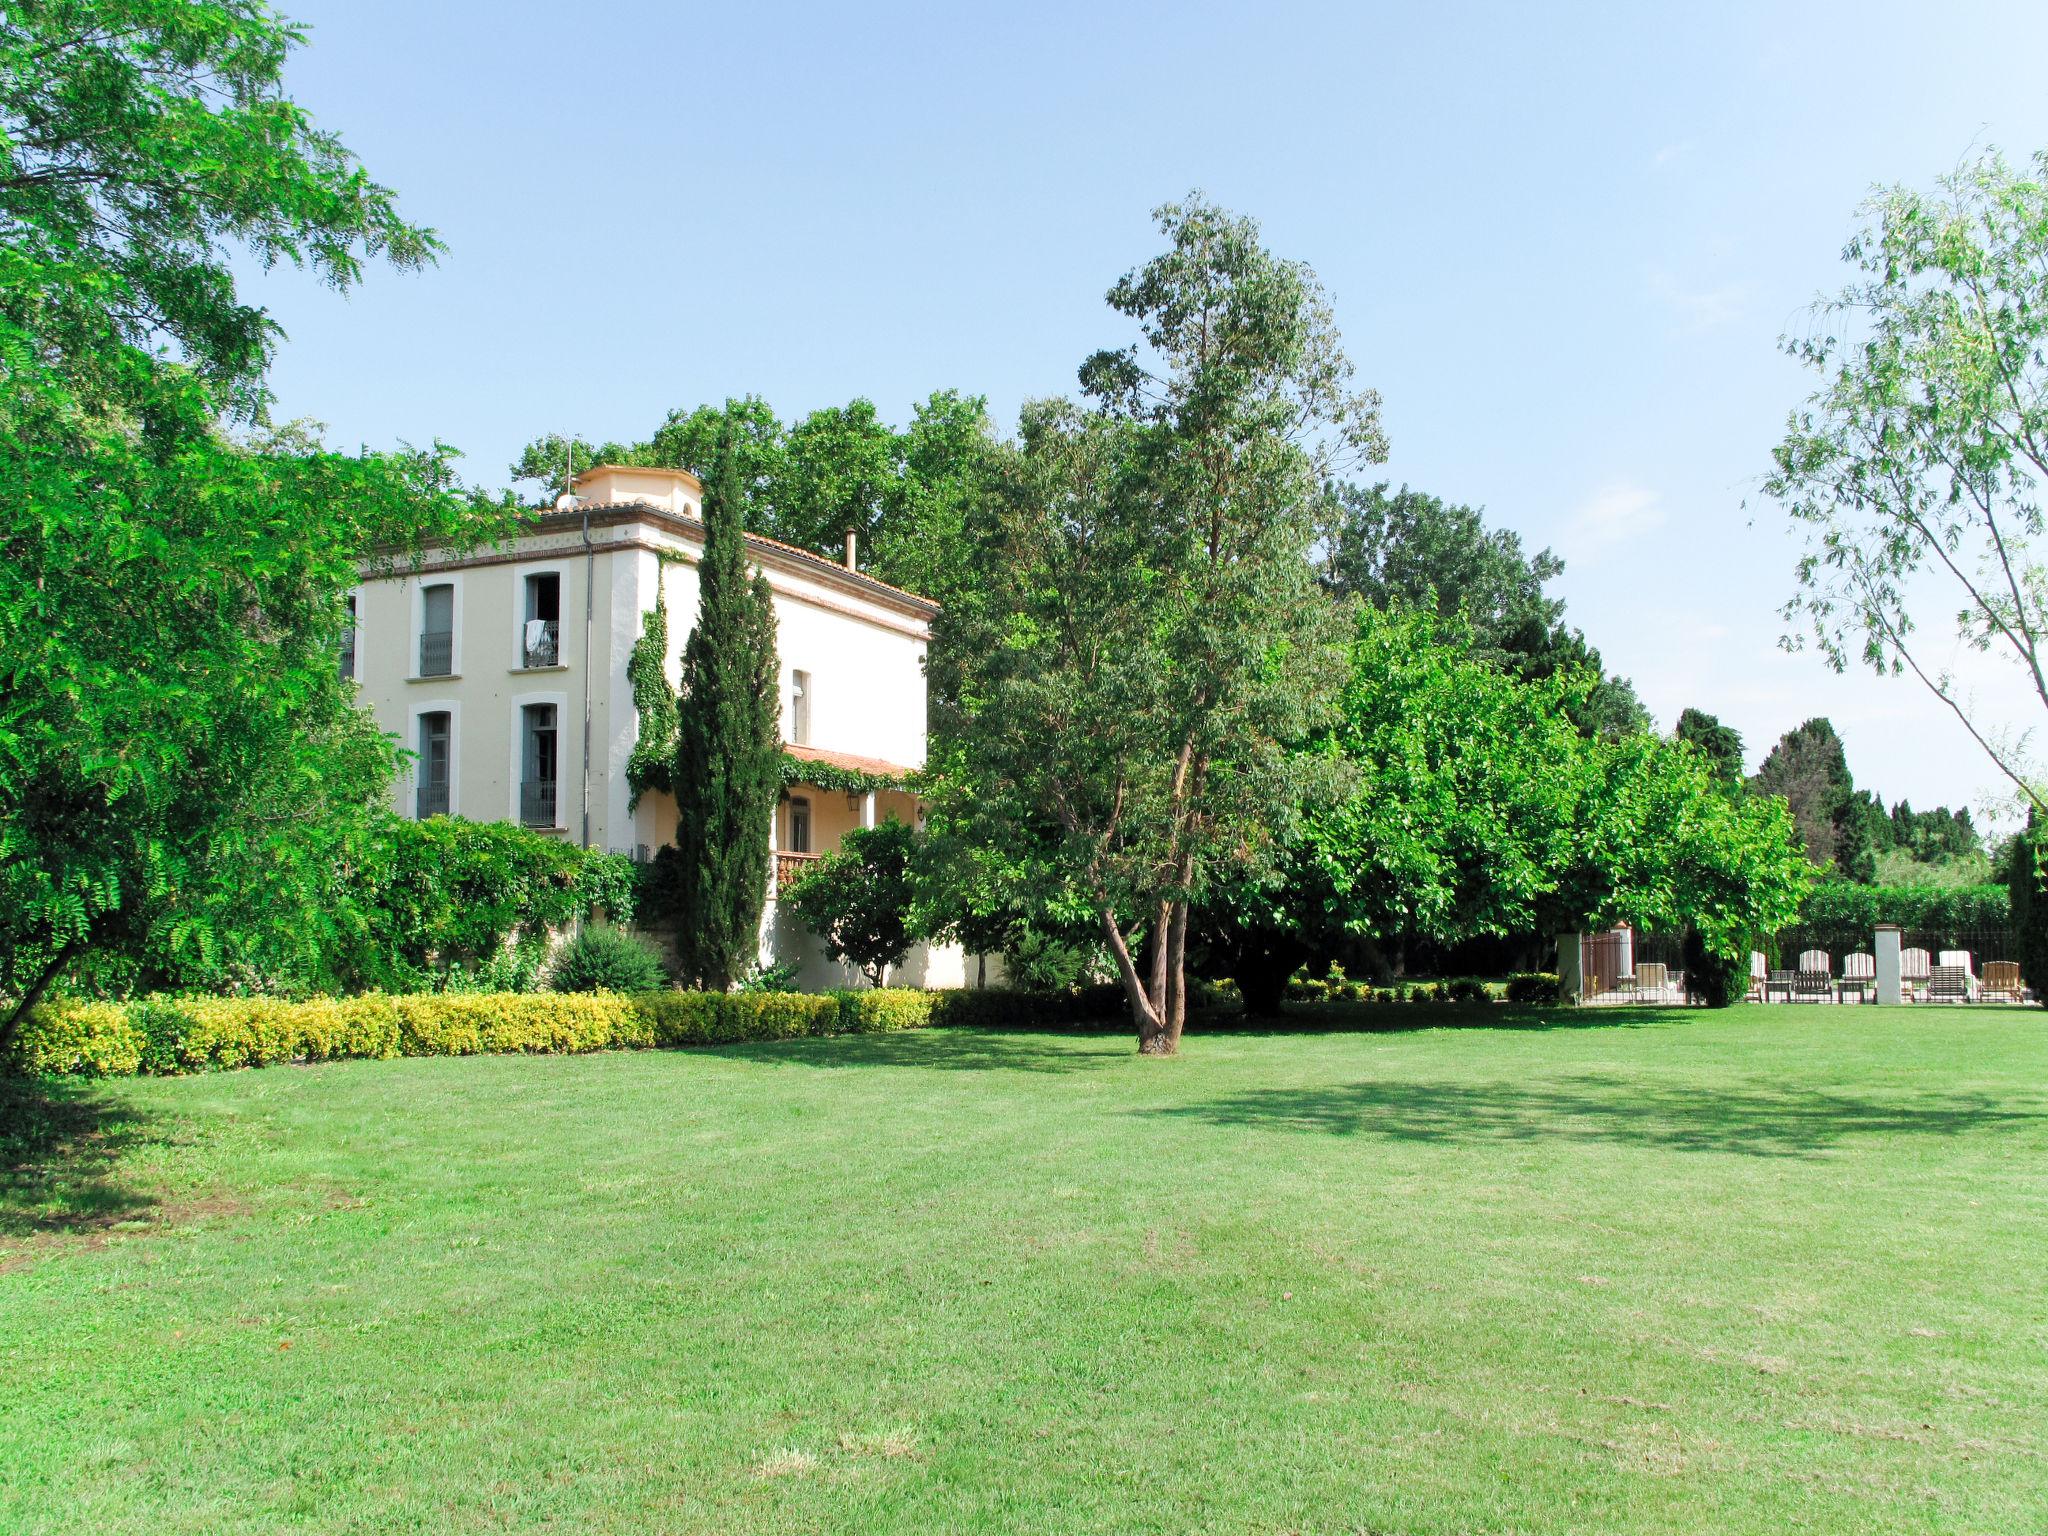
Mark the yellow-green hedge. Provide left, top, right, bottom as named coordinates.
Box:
left=3, top=985, right=993, bottom=1078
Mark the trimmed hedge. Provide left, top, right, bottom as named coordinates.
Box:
left=3, top=984, right=1131, bottom=1078
left=1790, top=881, right=2009, bottom=949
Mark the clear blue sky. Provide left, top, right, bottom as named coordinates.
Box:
left=252, top=0, right=2048, bottom=821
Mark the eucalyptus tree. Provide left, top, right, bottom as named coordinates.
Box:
left=930, top=195, right=1385, bottom=1053
left=1764, top=148, right=2048, bottom=812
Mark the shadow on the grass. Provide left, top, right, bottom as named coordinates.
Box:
left=0, top=1076, right=160, bottom=1237
left=1139, top=1074, right=2044, bottom=1157
left=715, top=1029, right=1134, bottom=1074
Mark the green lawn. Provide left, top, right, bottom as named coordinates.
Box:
left=3, top=1006, right=2044, bottom=1534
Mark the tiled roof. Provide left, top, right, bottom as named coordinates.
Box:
left=533, top=499, right=938, bottom=615
left=782, top=742, right=918, bottom=780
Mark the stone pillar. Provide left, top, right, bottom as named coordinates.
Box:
left=1556, top=933, right=1585, bottom=1004
left=1875, top=923, right=1902, bottom=1006
left=861, top=790, right=876, bottom=830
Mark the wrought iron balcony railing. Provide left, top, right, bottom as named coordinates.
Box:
left=419, top=629, right=454, bottom=677
left=415, top=780, right=449, bottom=819
left=521, top=620, right=560, bottom=669
left=519, top=779, right=558, bottom=829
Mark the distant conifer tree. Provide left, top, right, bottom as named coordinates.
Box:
left=671, top=427, right=782, bottom=987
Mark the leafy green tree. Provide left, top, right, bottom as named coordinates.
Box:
left=1675, top=708, right=1746, bottom=789
left=1750, top=718, right=1873, bottom=881
left=669, top=429, right=781, bottom=988
left=1206, top=610, right=1810, bottom=1012
left=0, top=2, right=496, bottom=1033
left=778, top=399, right=901, bottom=558
left=624, top=582, right=677, bottom=806
left=785, top=818, right=919, bottom=987
left=931, top=195, right=1384, bottom=1053
left=869, top=390, right=1002, bottom=600
left=1322, top=481, right=1648, bottom=734
left=1763, top=148, right=2048, bottom=812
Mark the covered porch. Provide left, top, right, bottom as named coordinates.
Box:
left=771, top=743, right=920, bottom=894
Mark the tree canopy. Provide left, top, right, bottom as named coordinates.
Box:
left=0, top=1, right=499, bottom=1029
left=510, top=391, right=1000, bottom=596
left=929, top=194, right=1384, bottom=1053
left=1322, top=482, right=1648, bottom=734
left=1764, top=147, right=2048, bottom=811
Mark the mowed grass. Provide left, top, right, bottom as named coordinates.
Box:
left=3, top=1006, right=2044, bottom=1534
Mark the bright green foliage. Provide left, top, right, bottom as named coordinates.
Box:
left=547, top=927, right=669, bottom=994
left=932, top=195, right=1383, bottom=1052
left=325, top=815, right=636, bottom=996
left=1764, top=148, right=2048, bottom=809
left=1751, top=718, right=1874, bottom=881
left=0, top=3, right=503, bottom=1030
left=1323, top=482, right=1648, bottom=735
left=669, top=429, right=781, bottom=989
left=625, top=583, right=677, bottom=806
left=510, top=391, right=1000, bottom=594
left=1792, top=880, right=2010, bottom=951
left=1675, top=707, right=1746, bottom=788
left=1281, top=609, right=1811, bottom=978
left=784, top=819, right=920, bottom=986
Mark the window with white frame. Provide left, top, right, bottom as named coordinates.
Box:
left=791, top=669, right=812, bottom=746
left=419, top=583, right=455, bottom=677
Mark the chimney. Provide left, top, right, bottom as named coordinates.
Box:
left=844, top=528, right=858, bottom=571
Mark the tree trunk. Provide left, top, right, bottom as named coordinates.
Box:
left=0, top=939, right=80, bottom=1052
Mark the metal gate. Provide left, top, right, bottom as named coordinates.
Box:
left=1580, top=927, right=1633, bottom=1001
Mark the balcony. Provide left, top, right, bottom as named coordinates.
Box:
left=775, top=851, right=820, bottom=893
left=416, top=780, right=449, bottom=819
left=519, top=779, right=558, bottom=829
left=521, top=619, right=560, bottom=669
left=419, top=629, right=454, bottom=678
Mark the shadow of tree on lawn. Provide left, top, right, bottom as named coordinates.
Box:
left=1, top=1076, right=161, bottom=1239
left=713, top=1028, right=1133, bottom=1075
left=1137, top=1074, right=2045, bottom=1158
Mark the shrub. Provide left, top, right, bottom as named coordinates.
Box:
left=1504, top=973, right=1562, bottom=1005
left=839, top=988, right=935, bottom=1033
left=738, top=960, right=802, bottom=993
left=631, top=990, right=731, bottom=1047
left=1791, top=881, right=2009, bottom=950
left=169, top=995, right=404, bottom=1070
left=395, top=992, right=643, bottom=1057
left=550, top=927, right=669, bottom=994
left=1444, top=978, right=1491, bottom=1004
left=1683, top=933, right=1749, bottom=1008
left=5, top=1001, right=142, bottom=1076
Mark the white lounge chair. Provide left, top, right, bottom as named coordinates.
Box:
left=1840, top=951, right=1875, bottom=1002
left=1901, top=947, right=1931, bottom=1002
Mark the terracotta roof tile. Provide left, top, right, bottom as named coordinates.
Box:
left=782, top=742, right=918, bottom=780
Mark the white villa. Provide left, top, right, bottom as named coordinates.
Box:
left=346, top=464, right=971, bottom=988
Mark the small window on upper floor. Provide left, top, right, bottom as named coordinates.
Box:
left=791, top=669, right=812, bottom=746
left=420, top=582, right=454, bottom=677
left=788, top=795, right=812, bottom=854
left=522, top=572, right=561, bottom=667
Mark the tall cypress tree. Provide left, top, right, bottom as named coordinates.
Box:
left=672, top=427, right=782, bottom=987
